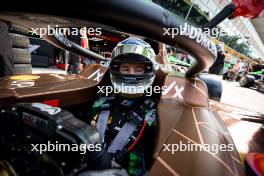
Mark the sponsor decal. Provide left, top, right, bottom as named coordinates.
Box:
left=32, top=103, right=61, bottom=115
left=9, top=75, right=40, bottom=89
left=163, top=23, right=217, bottom=58
left=162, top=80, right=184, bottom=99
left=145, top=109, right=156, bottom=126
left=49, top=74, right=65, bottom=80
left=54, top=33, right=72, bottom=48
left=10, top=80, right=35, bottom=89
left=10, top=75, right=40, bottom=80
left=87, top=69, right=104, bottom=82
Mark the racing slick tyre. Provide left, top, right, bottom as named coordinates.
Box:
left=12, top=48, right=31, bottom=64
left=198, top=73, right=222, bottom=102
left=256, top=83, right=264, bottom=93
left=239, top=75, right=255, bottom=87
left=8, top=24, right=29, bottom=36
left=13, top=64, right=32, bottom=74
left=9, top=33, right=30, bottom=48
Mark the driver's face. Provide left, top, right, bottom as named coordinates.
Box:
left=119, top=63, right=145, bottom=75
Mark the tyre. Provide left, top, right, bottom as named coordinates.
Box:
left=9, top=33, right=30, bottom=48
left=13, top=64, right=32, bottom=74
left=222, top=72, right=228, bottom=80
left=239, top=75, right=255, bottom=87
left=9, top=24, right=29, bottom=36
left=256, top=83, right=264, bottom=93
left=12, top=48, right=31, bottom=64
left=198, top=73, right=222, bottom=102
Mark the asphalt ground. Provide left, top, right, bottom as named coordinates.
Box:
left=221, top=80, right=264, bottom=114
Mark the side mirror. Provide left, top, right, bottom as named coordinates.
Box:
left=231, top=0, right=264, bottom=19
left=203, top=0, right=264, bottom=29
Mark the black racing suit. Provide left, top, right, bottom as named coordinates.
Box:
left=88, top=95, right=157, bottom=175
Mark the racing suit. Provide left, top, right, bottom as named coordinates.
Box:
left=88, top=94, right=157, bottom=175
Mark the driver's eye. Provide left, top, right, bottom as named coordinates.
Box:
left=121, top=67, right=129, bottom=71
left=135, top=69, right=144, bottom=73
left=120, top=67, right=129, bottom=73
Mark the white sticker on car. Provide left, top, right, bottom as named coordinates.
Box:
left=162, top=80, right=184, bottom=99
left=10, top=80, right=35, bottom=89
left=87, top=69, right=104, bottom=82
left=32, top=103, right=61, bottom=115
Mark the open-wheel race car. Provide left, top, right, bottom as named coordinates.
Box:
left=240, top=70, right=264, bottom=93
left=0, top=0, right=264, bottom=176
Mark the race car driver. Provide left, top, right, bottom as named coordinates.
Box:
left=87, top=37, right=158, bottom=175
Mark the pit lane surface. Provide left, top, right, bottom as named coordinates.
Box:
left=221, top=80, right=264, bottom=114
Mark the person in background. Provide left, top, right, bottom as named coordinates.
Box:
left=0, top=21, right=13, bottom=78
left=209, top=44, right=225, bottom=75
left=66, top=27, right=90, bottom=74
left=166, top=47, right=173, bottom=57
left=231, top=60, right=243, bottom=81
left=180, top=53, right=186, bottom=61
left=251, top=59, right=264, bottom=72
